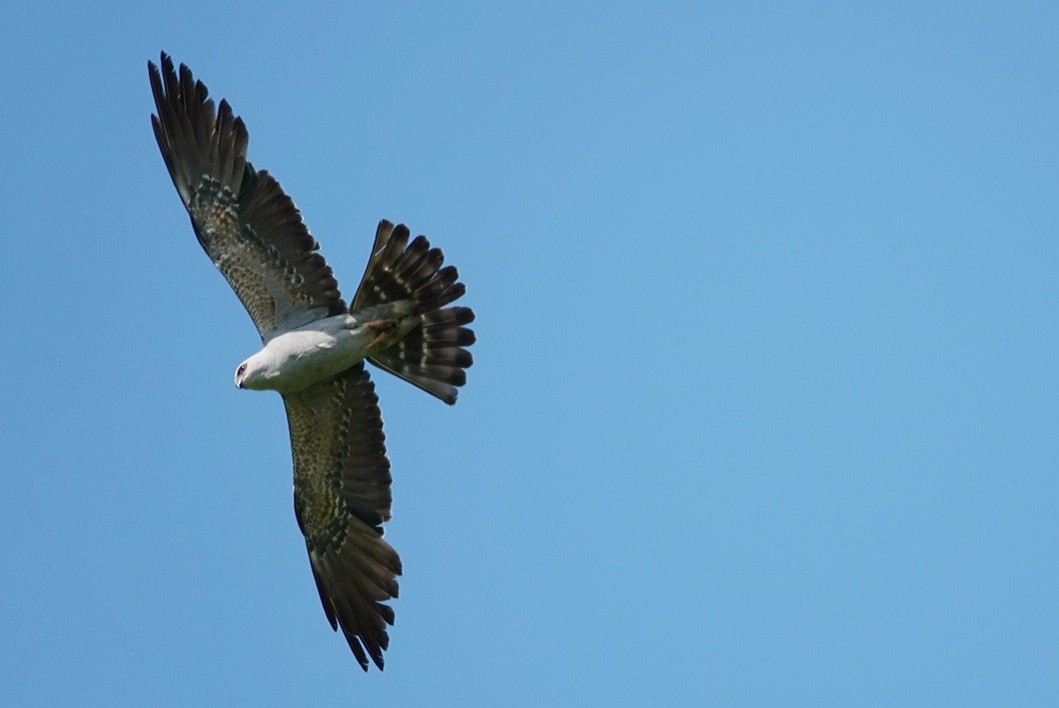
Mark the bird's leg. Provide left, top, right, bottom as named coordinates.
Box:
left=363, top=319, right=399, bottom=347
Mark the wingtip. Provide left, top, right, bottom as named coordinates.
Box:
left=159, top=51, right=174, bottom=77
left=148, top=50, right=166, bottom=72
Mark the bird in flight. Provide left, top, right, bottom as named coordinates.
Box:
left=148, top=52, right=475, bottom=671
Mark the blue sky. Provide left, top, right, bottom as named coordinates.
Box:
left=1, top=2, right=1057, bottom=705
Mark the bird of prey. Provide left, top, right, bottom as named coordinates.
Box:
left=148, top=52, right=475, bottom=671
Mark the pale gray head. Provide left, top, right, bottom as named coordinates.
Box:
left=234, top=354, right=270, bottom=390
left=234, top=360, right=250, bottom=389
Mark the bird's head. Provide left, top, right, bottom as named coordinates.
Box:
left=234, top=360, right=251, bottom=389
left=234, top=355, right=268, bottom=390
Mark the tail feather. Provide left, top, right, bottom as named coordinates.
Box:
left=413, top=267, right=465, bottom=313
left=353, top=220, right=475, bottom=404
left=423, top=307, right=477, bottom=345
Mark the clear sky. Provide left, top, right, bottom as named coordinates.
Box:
left=1, top=2, right=1057, bottom=706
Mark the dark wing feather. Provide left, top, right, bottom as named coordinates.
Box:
left=149, top=52, right=345, bottom=338
left=284, top=363, right=401, bottom=671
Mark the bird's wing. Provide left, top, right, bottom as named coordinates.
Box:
left=149, top=53, right=344, bottom=338
left=283, top=363, right=402, bottom=671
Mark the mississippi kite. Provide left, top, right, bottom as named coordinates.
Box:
left=149, top=52, right=475, bottom=671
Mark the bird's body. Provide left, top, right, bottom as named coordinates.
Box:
left=239, top=305, right=419, bottom=393
left=148, top=52, right=475, bottom=671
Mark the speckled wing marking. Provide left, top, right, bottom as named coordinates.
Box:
left=284, top=363, right=401, bottom=671
left=149, top=52, right=344, bottom=338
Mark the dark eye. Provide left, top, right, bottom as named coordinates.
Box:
left=237, top=363, right=247, bottom=376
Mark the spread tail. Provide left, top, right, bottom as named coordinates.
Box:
left=353, top=220, right=475, bottom=404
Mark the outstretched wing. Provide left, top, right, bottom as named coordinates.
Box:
left=284, top=363, right=402, bottom=671
left=149, top=52, right=345, bottom=338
